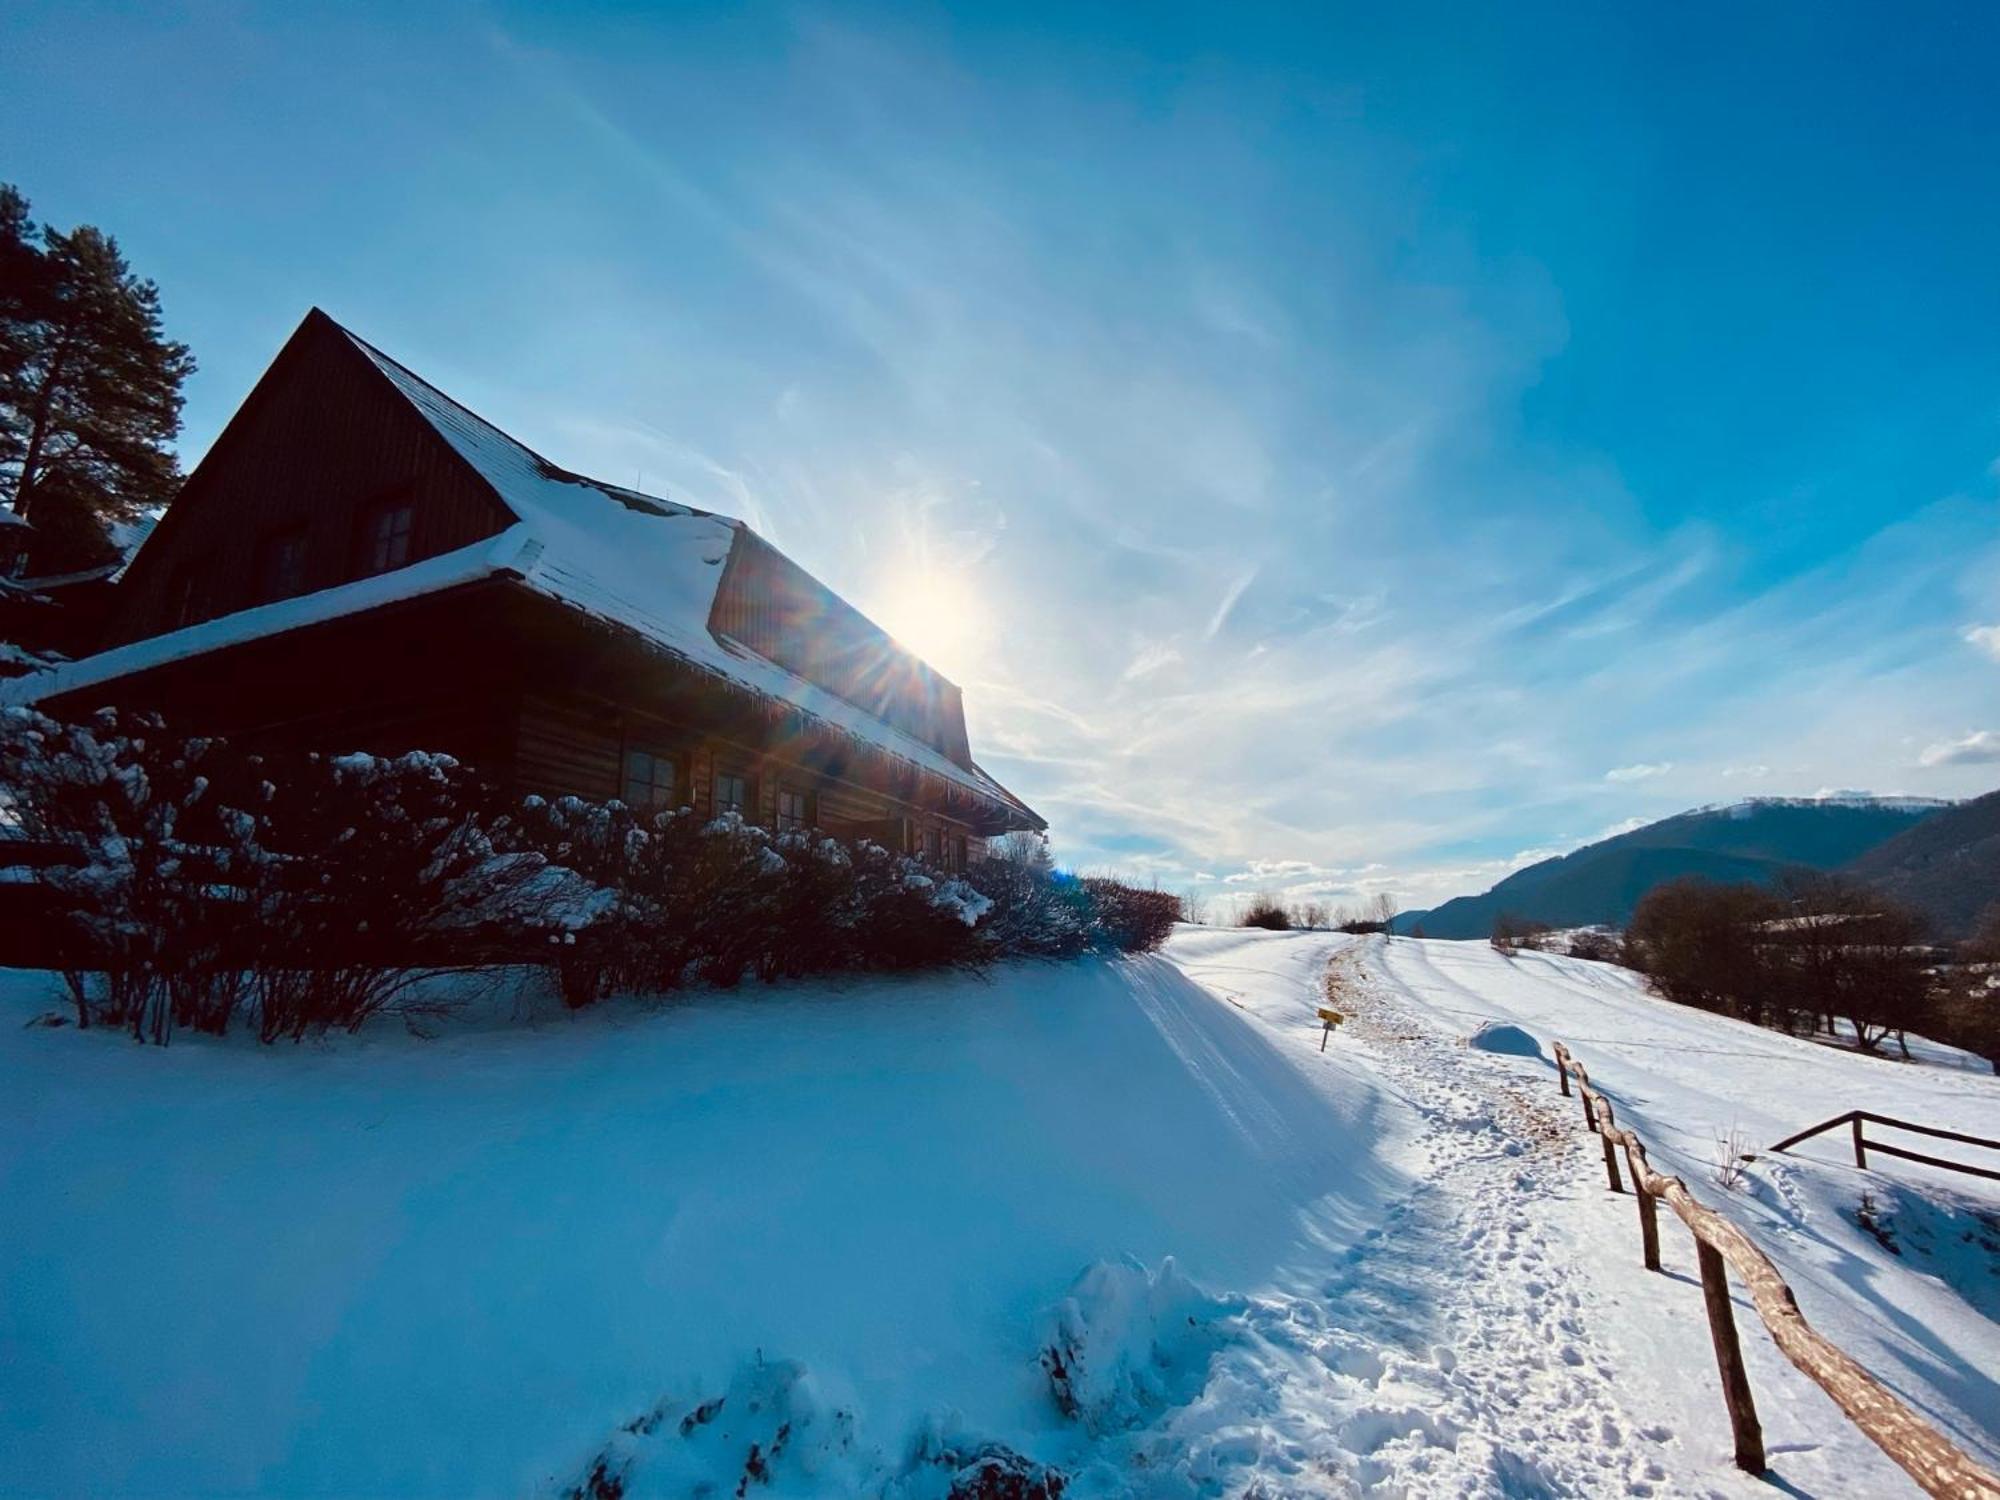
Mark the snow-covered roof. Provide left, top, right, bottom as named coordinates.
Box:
left=105, top=512, right=160, bottom=582
left=5, top=319, right=1038, bottom=825
left=1, top=529, right=532, bottom=702
left=341, top=329, right=1029, bottom=817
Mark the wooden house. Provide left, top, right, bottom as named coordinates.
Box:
left=8, top=310, right=1043, bottom=864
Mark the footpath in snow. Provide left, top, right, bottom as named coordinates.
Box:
left=2, top=932, right=1995, bottom=1497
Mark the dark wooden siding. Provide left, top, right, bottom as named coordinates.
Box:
left=105, top=309, right=512, bottom=648
left=515, top=693, right=624, bottom=803
left=709, top=532, right=973, bottom=767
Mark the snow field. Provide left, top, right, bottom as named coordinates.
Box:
left=2, top=929, right=1993, bottom=1497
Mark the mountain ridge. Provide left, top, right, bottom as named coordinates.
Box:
left=1840, top=788, right=2000, bottom=940
left=1395, top=794, right=1955, bottom=939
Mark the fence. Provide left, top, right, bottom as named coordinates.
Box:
left=1550, top=1040, right=2000, bottom=1499
left=1769, top=1110, right=2000, bottom=1183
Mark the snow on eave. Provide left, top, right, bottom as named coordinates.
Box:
left=0, top=527, right=535, bottom=709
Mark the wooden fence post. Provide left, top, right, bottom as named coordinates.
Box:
left=1852, top=1114, right=1868, bottom=1170
left=1695, top=1240, right=1766, bottom=1474
left=1634, top=1180, right=1661, bottom=1271
left=1600, top=1128, right=1625, bottom=1192
left=1556, top=1046, right=1571, bottom=1097
left=1593, top=1093, right=1627, bottom=1194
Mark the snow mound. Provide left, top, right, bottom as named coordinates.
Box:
left=1039, top=1256, right=1241, bottom=1436
left=555, top=1356, right=1067, bottom=1500
left=1466, top=1021, right=1543, bottom=1060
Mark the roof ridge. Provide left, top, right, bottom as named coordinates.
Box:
left=328, top=314, right=723, bottom=526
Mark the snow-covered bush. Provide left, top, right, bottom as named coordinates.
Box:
left=0, top=710, right=584, bottom=1041
left=1039, top=1257, right=1240, bottom=1434
left=0, top=706, right=257, bottom=1038
left=497, top=804, right=999, bottom=1001
left=2, top=713, right=1178, bottom=1037
left=234, top=750, right=584, bottom=1041
left=958, top=852, right=1096, bottom=955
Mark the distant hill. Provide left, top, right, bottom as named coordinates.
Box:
left=1841, top=788, right=2000, bottom=941
left=1395, top=796, right=1951, bottom=940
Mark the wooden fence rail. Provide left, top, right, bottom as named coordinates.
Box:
left=1550, top=1041, right=2000, bottom=1499
left=1769, top=1110, right=2000, bottom=1183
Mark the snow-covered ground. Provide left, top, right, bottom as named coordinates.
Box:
left=2, top=933, right=1994, bottom=1496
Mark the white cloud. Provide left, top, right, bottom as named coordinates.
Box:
left=1965, top=624, right=2000, bottom=662
left=1918, top=730, right=2000, bottom=767
left=1722, top=764, right=1771, bottom=779
left=1604, top=762, right=1673, bottom=783
left=1120, top=641, right=1183, bottom=681
left=1222, top=858, right=1335, bottom=884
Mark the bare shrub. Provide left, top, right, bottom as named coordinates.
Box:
left=1566, top=928, right=1622, bottom=964
left=1239, top=893, right=1291, bottom=930
left=1490, top=912, right=1551, bottom=954
left=1712, top=1125, right=1752, bottom=1191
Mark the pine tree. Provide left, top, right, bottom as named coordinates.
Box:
left=0, top=183, right=195, bottom=570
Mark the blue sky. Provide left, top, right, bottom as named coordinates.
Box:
left=7, top=0, right=1999, bottom=910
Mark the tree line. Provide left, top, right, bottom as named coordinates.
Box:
left=1501, top=874, right=2000, bottom=1071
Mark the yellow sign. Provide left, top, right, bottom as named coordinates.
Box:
left=1318, top=1008, right=1344, bottom=1026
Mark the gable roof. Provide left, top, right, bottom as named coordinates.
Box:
left=7, top=312, right=1042, bottom=830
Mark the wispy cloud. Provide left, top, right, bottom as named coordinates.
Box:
left=1919, top=730, right=2000, bottom=767
left=141, top=7, right=2000, bottom=916
left=1604, top=762, right=1674, bottom=783
left=1204, top=566, right=1260, bottom=641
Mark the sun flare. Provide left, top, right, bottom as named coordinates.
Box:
left=869, top=566, right=989, bottom=682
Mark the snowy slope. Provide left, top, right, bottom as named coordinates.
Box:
left=0, top=948, right=1406, bottom=1497
left=3, top=935, right=1994, bottom=1497
left=1364, top=937, right=2000, bottom=1479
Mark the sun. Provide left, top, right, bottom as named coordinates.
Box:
left=869, top=566, right=990, bottom=682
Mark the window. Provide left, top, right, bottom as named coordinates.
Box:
left=923, top=827, right=942, bottom=865
left=950, top=835, right=968, bottom=872
left=621, top=748, right=679, bottom=811
left=714, top=770, right=751, bottom=818
left=359, top=500, right=415, bottom=575
left=776, top=786, right=811, bottom=833
left=256, top=527, right=308, bottom=603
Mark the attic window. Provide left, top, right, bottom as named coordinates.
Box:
left=360, top=500, right=414, bottom=575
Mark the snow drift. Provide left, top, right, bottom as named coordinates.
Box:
left=0, top=945, right=1397, bottom=1497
